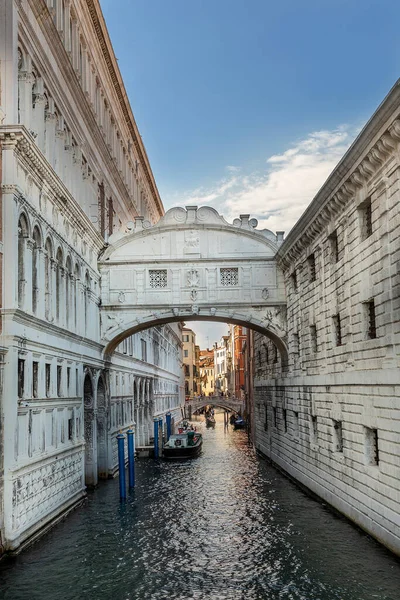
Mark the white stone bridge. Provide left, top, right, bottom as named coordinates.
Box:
left=185, top=396, right=245, bottom=416
left=99, top=205, right=288, bottom=363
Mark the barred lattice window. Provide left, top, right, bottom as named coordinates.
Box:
left=220, top=267, right=238, bottom=286
left=149, top=269, right=167, bottom=288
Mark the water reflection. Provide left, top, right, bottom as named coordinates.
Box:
left=0, top=412, right=399, bottom=600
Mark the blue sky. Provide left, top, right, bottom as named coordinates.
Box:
left=99, top=0, right=400, bottom=347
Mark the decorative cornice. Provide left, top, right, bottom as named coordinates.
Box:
left=277, top=79, right=400, bottom=270
left=85, top=0, right=164, bottom=217
left=0, top=126, right=104, bottom=255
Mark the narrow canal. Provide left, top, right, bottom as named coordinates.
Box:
left=1, top=413, right=400, bottom=600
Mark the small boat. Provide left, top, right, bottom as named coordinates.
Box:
left=205, top=415, right=216, bottom=427
left=233, top=417, right=246, bottom=430
left=163, top=431, right=203, bottom=459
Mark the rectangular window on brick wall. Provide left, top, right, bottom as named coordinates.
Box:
left=273, top=345, right=278, bottom=364
left=32, top=361, right=39, bottom=398
left=273, top=406, right=277, bottom=428
left=359, top=197, right=372, bottom=241
left=310, top=325, right=317, bottom=353
left=308, top=253, right=316, bottom=282
left=293, top=411, right=299, bottom=438
left=364, top=300, right=377, bottom=339
left=291, top=270, right=298, bottom=293
left=293, top=333, right=300, bottom=356
left=332, top=314, right=342, bottom=346
left=282, top=408, right=287, bottom=433
left=332, top=420, right=343, bottom=452
left=310, top=415, right=318, bottom=445
left=364, top=427, right=379, bottom=466
left=328, top=230, right=339, bottom=263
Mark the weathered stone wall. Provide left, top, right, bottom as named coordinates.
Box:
left=254, top=81, right=400, bottom=556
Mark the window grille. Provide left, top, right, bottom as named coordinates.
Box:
left=149, top=269, right=167, bottom=288
left=308, top=254, right=316, bottom=282
left=291, top=270, right=298, bottom=293
left=329, top=231, right=339, bottom=263
left=283, top=408, right=288, bottom=433
left=360, top=198, right=372, bottom=240
left=332, top=314, right=342, bottom=346
left=333, top=420, right=343, bottom=452
left=365, top=427, right=379, bottom=466
left=220, top=267, right=239, bottom=286
left=310, top=325, right=317, bottom=353
left=366, top=300, right=377, bottom=339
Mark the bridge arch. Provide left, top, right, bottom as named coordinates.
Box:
left=99, top=205, right=288, bottom=362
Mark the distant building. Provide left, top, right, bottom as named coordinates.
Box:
left=214, top=335, right=231, bottom=395
left=182, top=328, right=197, bottom=398
left=199, top=349, right=215, bottom=396
left=230, top=325, right=247, bottom=398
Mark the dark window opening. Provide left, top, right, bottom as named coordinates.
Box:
left=360, top=198, right=372, bottom=240
left=310, top=325, right=317, bottom=353
left=308, top=253, right=316, bottom=282
left=329, top=231, right=339, bottom=263
left=333, top=420, right=343, bottom=452
left=18, top=359, right=25, bottom=399
left=273, top=406, right=277, bottom=428
left=291, top=270, right=298, bottom=293
left=366, top=300, right=377, bottom=339
left=283, top=408, right=287, bottom=433
left=46, top=363, right=51, bottom=397
left=333, top=314, right=342, bottom=347
left=32, top=361, right=39, bottom=398
left=57, top=365, right=62, bottom=397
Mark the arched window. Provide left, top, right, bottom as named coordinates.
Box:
left=44, top=237, right=53, bottom=320
left=74, top=263, right=80, bottom=330
left=84, top=271, right=90, bottom=333
left=32, top=226, right=41, bottom=314
left=18, top=214, right=29, bottom=309
left=65, top=256, right=72, bottom=327
left=55, top=247, right=63, bottom=322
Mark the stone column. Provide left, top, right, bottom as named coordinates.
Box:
left=44, top=101, right=57, bottom=167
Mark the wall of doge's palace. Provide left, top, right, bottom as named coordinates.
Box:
left=0, top=0, right=183, bottom=553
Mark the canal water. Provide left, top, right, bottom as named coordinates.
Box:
left=1, top=413, right=400, bottom=600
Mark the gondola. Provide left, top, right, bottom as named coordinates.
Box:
left=162, top=431, right=203, bottom=459
left=205, top=415, right=216, bottom=427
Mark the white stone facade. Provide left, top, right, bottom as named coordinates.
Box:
left=253, top=80, right=400, bottom=556
left=0, top=0, right=182, bottom=553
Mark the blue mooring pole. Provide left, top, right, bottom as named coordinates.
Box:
left=153, top=418, right=159, bottom=459
left=127, top=429, right=135, bottom=489
left=166, top=412, right=172, bottom=442
left=117, top=433, right=127, bottom=501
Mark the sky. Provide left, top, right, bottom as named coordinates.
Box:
left=99, top=0, right=400, bottom=348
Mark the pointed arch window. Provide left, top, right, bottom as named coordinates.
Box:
left=32, top=226, right=41, bottom=315
left=18, top=214, right=29, bottom=309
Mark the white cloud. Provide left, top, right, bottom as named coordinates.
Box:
left=164, top=124, right=359, bottom=236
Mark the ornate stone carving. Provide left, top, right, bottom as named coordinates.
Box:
left=187, top=269, right=199, bottom=287
left=261, top=288, right=269, bottom=300
left=118, top=291, right=125, bottom=303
